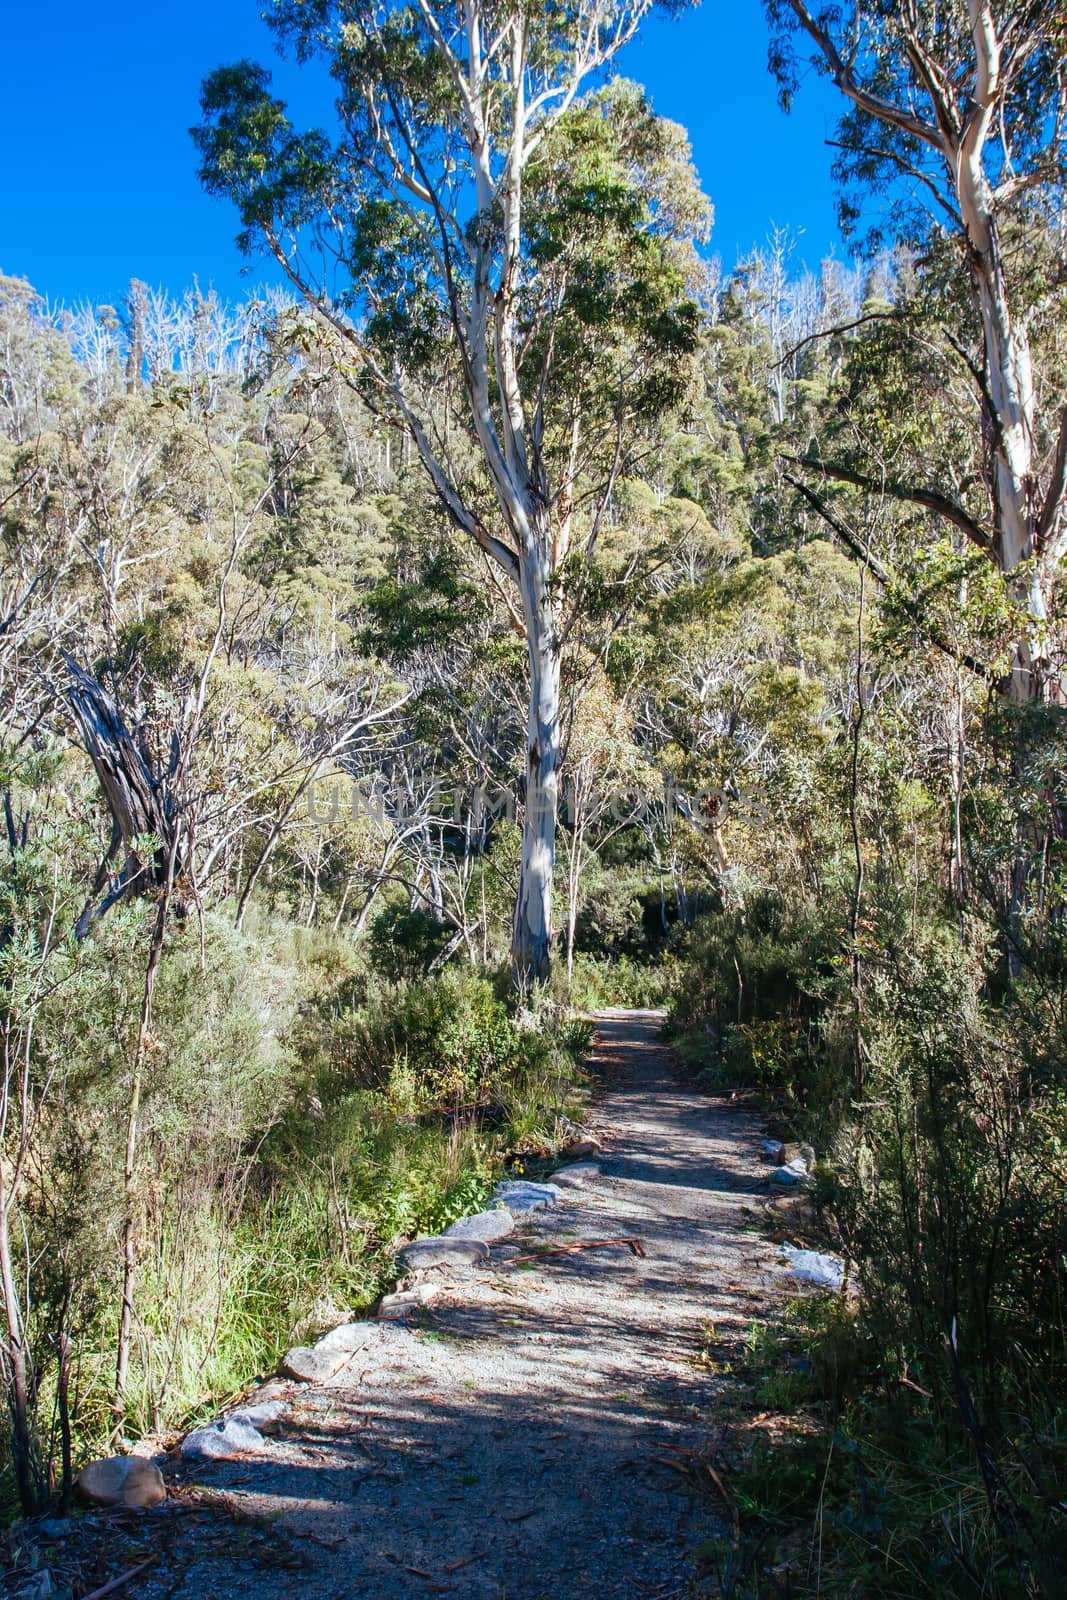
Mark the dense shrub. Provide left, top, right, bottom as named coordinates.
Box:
left=368, top=902, right=455, bottom=981
left=833, top=929, right=1067, bottom=1411
left=565, top=950, right=673, bottom=1009
left=673, top=888, right=1067, bottom=1594
left=668, top=894, right=844, bottom=1127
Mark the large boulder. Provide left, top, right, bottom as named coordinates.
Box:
left=442, top=1209, right=515, bottom=1243
left=397, top=1237, right=490, bottom=1272
left=75, top=1456, right=165, bottom=1509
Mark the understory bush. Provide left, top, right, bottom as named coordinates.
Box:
left=674, top=887, right=1067, bottom=1595
left=700, top=1295, right=1067, bottom=1599
left=564, top=950, right=673, bottom=1010
left=668, top=894, right=845, bottom=1130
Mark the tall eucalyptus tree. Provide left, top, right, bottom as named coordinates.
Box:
left=194, top=0, right=708, bottom=984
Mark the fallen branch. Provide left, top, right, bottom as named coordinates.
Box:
left=509, top=1236, right=646, bottom=1266
left=653, top=1448, right=741, bottom=1538
left=82, top=1558, right=156, bottom=1600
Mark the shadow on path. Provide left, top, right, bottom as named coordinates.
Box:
left=128, top=1008, right=781, bottom=1600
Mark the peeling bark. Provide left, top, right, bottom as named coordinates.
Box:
left=62, top=655, right=185, bottom=937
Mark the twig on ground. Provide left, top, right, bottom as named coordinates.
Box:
left=508, top=1236, right=646, bottom=1266
left=82, top=1558, right=156, bottom=1600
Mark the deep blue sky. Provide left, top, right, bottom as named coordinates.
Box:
left=1, top=1, right=847, bottom=311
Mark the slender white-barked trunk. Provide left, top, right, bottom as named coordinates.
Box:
left=957, top=96, right=1045, bottom=684
left=512, top=549, right=561, bottom=989
left=973, top=243, right=1047, bottom=694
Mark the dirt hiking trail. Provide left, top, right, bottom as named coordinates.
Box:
left=117, top=1010, right=787, bottom=1598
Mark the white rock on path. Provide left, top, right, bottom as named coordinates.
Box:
left=227, top=1399, right=288, bottom=1428
left=492, top=1179, right=561, bottom=1214
left=550, top=1162, right=601, bottom=1188
left=281, top=1318, right=424, bottom=1382
left=281, top=1320, right=382, bottom=1382
left=442, top=1208, right=515, bottom=1242
left=397, top=1236, right=490, bottom=1272
left=779, top=1243, right=845, bottom=1291
left=281, top=1344, right=346, bottom=1383
left=181, top=1416, right=277, bottom=1462
left=768, top=1159, right=812, bottom=1188
left=317, top=1322, right=384, bottom=1354
left=378, top=1281, right=440, bottom=1320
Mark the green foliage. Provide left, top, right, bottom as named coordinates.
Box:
left=5, top=16, right=1067, bottom=1582
left=702, top=1296, right=1067, bottom=1598
left=832, top=929, right=1067, bottom=1409
left=368, top=902, right=454, bottom=982
left=670, top=896, right=843, bottom=1117
left=564, top=951, right=672, bottom=1011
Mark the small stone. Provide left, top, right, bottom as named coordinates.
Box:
left=280, top=1344, right=346, bottom=1383
left=378, top=1282, right=439, bottom=1320
left=768, top=1160, right=812, bottom=1189
left=75, top=1456, right=166, bottom=1509
left=316, top=1322, right=381, bottom=1355
left=778, top=1142, right=816, bottom=1171
left=227, top=1399, right=288, bottom=1428
left=281, top=1344, right=348, bottom=1383
left=255, top=1377, right=289, bottom=1398
left=281, top=1321, right=383, bottom=1382
left=561, top=1135, right=602, bottom=1160
left=779, top=1244, right=845, bottom=1291
left=442, top=1209, right=515, bottom=1243
left=397, top=1237, right=490, bottom=1272
left=38, top=1519, right=73, bottom=1539
left=760, top=1139, right=785, bottom=1163
left=550, top=1162, right=601, bottom=1187
left=181, top=1417, right=275, bottom=1462
left=492, top=1180, right=561, bottom=1214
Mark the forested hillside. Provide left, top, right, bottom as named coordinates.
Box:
left=2, top=0, right=1066, bottom=1594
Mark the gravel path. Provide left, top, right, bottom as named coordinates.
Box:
left=136, top=1009, right=785, bottom=1599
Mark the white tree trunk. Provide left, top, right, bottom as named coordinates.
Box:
left=512, top=548, right=561, bottom=989
left=786, top=0, right=1054, bottom=668
left=955, top=1, right=1047, bottom=687
left=963, top=196, right=1045, bottom=692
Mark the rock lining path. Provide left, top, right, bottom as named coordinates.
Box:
left=138, top=1009, right=785, bottom=1599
